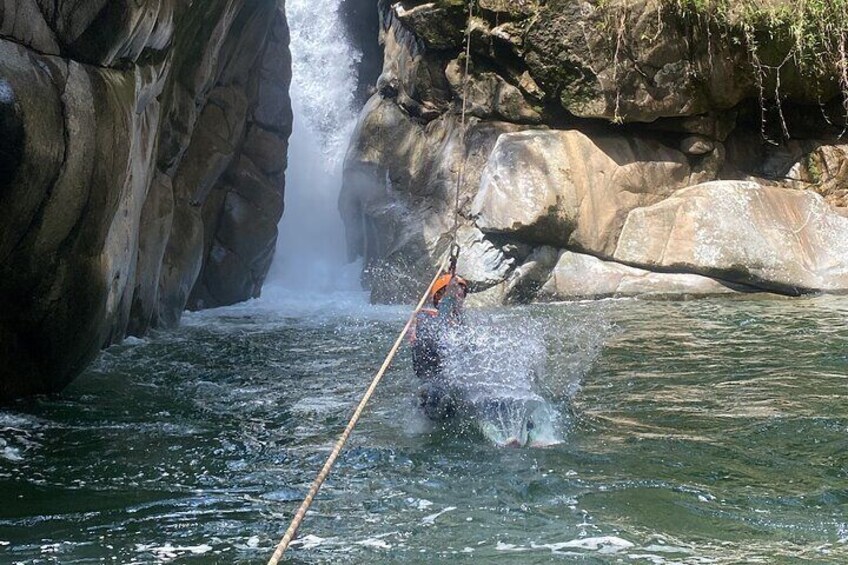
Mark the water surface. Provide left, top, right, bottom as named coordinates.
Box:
left=1, top=294, right=847, bottom=563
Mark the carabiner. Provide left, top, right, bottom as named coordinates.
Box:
left=448, top=243, right=461, bottom=275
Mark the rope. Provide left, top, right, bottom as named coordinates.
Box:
left=267, top=253, right=452, bottom=565
left=451, top=0, right=475, bottom=241
left=267, top=4, right=475, bottom=560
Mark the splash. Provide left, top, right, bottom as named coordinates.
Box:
left=421, top=313, right=555, bottom=447
left=416, top=305, right=614, bottom=447
left=266, top=0, right=363, bottom=294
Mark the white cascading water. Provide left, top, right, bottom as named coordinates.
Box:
left=263, top=0, right=364, bottom=300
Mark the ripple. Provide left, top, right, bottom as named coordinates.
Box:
left=1, top=296, right=847, bottom=563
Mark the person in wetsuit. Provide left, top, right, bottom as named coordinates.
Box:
left=410, top=273, right=468, bottom=420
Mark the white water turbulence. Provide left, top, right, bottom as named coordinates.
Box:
left=436, top=310, right=592, bottom=448
left=266, top=0, right=363, bottom=296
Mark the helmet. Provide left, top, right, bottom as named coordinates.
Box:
left=432, top=274, right=468, bottom=300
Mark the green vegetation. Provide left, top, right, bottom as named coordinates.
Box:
left=675, top=0, right=847, bottom=80
left=595, top=0, right=848, bottom=130
left=675, top=0, right=848, bottom=135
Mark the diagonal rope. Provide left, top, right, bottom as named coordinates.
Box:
left=267, top=253, right=451, bottom=565
left=267, top=4, right=476, bottom=562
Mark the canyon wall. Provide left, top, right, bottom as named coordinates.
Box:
left=341, top=0, right=848, bottom=304
left=0, top=0, right=292, bottom=398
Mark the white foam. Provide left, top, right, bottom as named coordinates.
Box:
left=135, top=543, right=213, bottom=560
left=289, top=534, right=328, bottom=550
left=267, top=0, right=363, bottom=294
left=40, top=543, right=62, bottom=553
left=497, top=536, right=635, bottom=555
left=421, top=506, right=457, bottom=526
left=121, top=336, right=147, bottom=346
left=540, top=536, right=635, bottom=554
left=407, top=498, right=433, bottom=511
left=357, top=538, right=392, bottom=549
left=1, top=446, right=23, bottom=462
left=496, top=542, right=530, bottom=552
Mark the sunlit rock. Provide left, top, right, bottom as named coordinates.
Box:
left=614, top=181, right=848, bottom=293
left=538, top=251, right=739, bottom=300
left=471, top=129, right=707, bottom=256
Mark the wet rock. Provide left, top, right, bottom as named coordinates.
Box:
left=340, top=89, right=525, bottom=301
left=348, top=0, right=848, bottom=307
left=538, top=250, right=739, bottom=300
left=614, top=181, right=848, bottom=293
left=503, top=246, right=561, bottom=303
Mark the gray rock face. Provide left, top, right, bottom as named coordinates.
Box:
left=342, top=0, right=848, bottom=307
left=0, top=1, right=292, bottom=399
left=614, top=181, right=848, bottom=293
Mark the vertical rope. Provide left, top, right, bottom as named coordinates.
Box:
left=267, top=254, right=451, bottom=565
left=451, top=0, right=475, bottom=241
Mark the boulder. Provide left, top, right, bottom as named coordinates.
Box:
left=538, top=251, right=739, bottom=300
left=502, top=245, right=560, bottom=303
left=614, top=181, right=848, bottom=293
left=453, top=226, right=518, bottom=289
left=680, top=135, right=715, bottom=155
left=471, top=129, right=707, bottom=256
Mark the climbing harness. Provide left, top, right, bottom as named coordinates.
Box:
left=266, top=3, right=475, bottom=563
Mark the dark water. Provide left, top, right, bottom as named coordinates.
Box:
left=1, top=294, right=847, bottom=563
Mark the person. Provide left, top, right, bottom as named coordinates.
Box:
left=410, top=273, right=468, bottom=420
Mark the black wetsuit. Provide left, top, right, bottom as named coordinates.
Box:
left=411, top=309, right=455, bottom=420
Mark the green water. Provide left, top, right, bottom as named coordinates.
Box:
left=1, top=294, right=847, bottom=563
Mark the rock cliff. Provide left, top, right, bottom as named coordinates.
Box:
left=341, top=0, right=848, bottom=304
left=0, top=0, right=292, bottom=399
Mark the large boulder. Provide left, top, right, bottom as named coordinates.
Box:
left=471, top=129, right=715, bottom=256
left=538, top=251, right=740, bottom=300
left=614, top=181, right=848, bottom=293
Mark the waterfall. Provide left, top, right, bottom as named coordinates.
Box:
left=265, top=0, right=363, bottom=296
